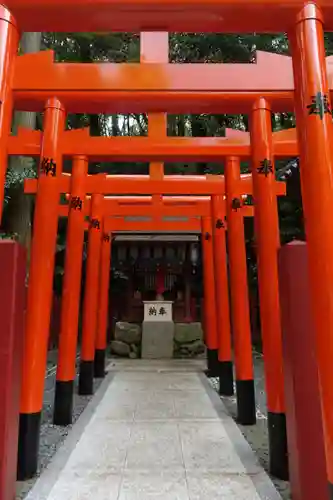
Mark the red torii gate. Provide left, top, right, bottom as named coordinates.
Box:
left=57, top=193, right=254, bottom=394
left=53, top=186, right=257, bottom=431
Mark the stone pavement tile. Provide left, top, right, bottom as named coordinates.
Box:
left=125, top=422, right=184, bottom=471
left=186, top=472, right=262, bottom=500
left=115, top=372, right=202, bottom=392
left=46, top=472, right=122, bottom=500
left=115, top=371, right=164, bottom=381
left=109, top=380, right=149, bottom=392
left=65, top=421, right=132, bottom=474
left=134, top=390, right=176, bottom=420
left=107, top=359, right=206, bottom=373
left=179, top=421, right=247, bottom=473
left=151, top=373, right=203, bottom=392
left=94, top=389, right=138, bottom=422
left=174, top=391, right=220, bottom=420
left=118, top=471, right=189, bottom=500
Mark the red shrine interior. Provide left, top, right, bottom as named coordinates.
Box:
left=110, top=235, right=201, bottom=324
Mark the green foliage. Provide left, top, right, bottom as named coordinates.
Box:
left=5, top=164, right=36, bottom=188
left=4, top=162, right=36, bottom=205
left=0, top=232, right=18, bottom=240
left=42, top=32, right=140, bottom=62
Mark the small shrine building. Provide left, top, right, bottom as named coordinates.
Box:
left=110, top=231, right=201, bottom=324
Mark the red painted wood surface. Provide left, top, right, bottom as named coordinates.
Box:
left=0, top=241, right=26, bottom=500
left=278, top=241, right=328, bottom=500
left=5, top=0, right=333, bottom=33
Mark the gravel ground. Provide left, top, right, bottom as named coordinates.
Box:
left=15, top=351, right=103, bottom=500
left=210, top=351, right=291, bottom=500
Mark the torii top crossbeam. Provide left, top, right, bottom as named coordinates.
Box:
left=5, top=0, right=333, bottom=32
left=12, top=51, right=333, bottom=113
left=12, top=51, right=333, bottom=114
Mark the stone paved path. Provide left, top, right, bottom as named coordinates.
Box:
left=26, top=360, right=281, bottom=500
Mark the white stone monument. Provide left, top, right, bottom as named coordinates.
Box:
left=141, top=301, right=174, bottom=358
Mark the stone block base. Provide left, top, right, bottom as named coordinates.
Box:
left=174, top=322, right=205, bottom=358
left=141, top=321, right=174, bottom=359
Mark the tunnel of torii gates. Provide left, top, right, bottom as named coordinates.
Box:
left=21, top=162, right=286, bottom=478
left=0, top=1, right=333, bottom=498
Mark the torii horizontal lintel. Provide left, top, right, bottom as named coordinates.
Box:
left=5, top=0, right=333, bottom=34
left=11, top=50, right=333, bottom=113
left=98, top=217, right=202, bottom=233
left=8, top=126, right=298, bottom=159
left=13, top=51, right=293, bottom=93
left=58, top=199, right=254, bottom=218
left=24, top=173, right=286, bottom=196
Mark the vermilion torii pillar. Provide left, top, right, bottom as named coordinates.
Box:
left=0, top=6, right=19, bottom=222
left=201, top=216, right=218, bottom=375
left=211, top=194, right=233, bottom=396
left=53, top=155, right=88, bottom=425
left=225, top=156, right=256, bottom=426
left=289, top=4, right=333, bottom=494
left=79, top=191, right=104, bottom=396
left=94, top=230, right=112, bottom=378
left=17, top=99, right=65, bottom=481
left=250, top=97, right=287, bottom=480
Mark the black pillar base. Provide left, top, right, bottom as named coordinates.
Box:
left=78, top=360, right=94, bottom=396
left=267, top=411, right=289, bottom=480
left=328, top=482, right=333, bottom=500
left=205, top=348, right=219, bottom=377
left=17, top=411, right=41, bottom=480
left=53, top=380, right=74, bottom=426
left=218, top=360, right=234, bottom=396
left=236, top=379, right=256, bottom=425
left=94, top=349, right=106, bottom=378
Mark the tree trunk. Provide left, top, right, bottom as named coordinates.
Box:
left=5, top=32, right=42, bottom=252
